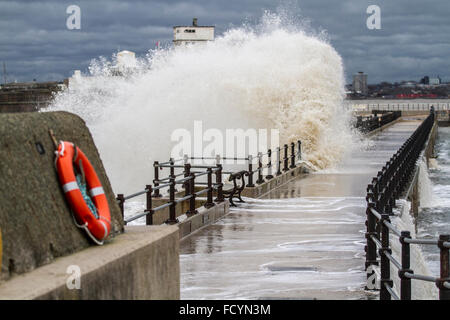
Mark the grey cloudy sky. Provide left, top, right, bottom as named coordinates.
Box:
left=0, top=0, right=449, bottom=84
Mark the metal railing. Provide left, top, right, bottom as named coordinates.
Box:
left=355, top=111, right=402, bottom=133
left=117, top=140, right=302, bottom=225
left=350, top=102, right=450, bottom=112
left=117, top=161, right=224, bottom=226
left=365, top=107, right=450, bottom=299
left=188, top=140, right=302, bottom=189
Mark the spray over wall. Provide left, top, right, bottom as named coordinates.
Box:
left=48, top=13, right=353, bottom=193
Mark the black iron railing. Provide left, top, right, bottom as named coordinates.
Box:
left=365, top=107, right=450, bottom=300
left=355, top=111, right=401, bottom=133
left=189, top=140, right=302, bottom=188
left=117, top=140, right=302, bottom=224
left=117, top=161, right=223, bottom=226
left=350, top=102, right=450, bottom=113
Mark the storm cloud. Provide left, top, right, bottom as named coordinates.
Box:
left=0, top=0, right=449, bottom=83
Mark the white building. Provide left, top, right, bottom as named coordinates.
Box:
left=429, top=77, right=441, bottom=85
left=117, top=50, right=137, bottom=69
left=67, top=70, right=82, bottom=90
left=173, top=18, right=214, bottom=46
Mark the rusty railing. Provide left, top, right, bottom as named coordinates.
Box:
left=117, top=139, right=302, bottom=224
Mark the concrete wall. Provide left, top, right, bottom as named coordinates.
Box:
left=241, top=165, right=307, bottom=198
left=0, top=229, right=2, bottom=274
left=0, top=82, right=64, bottom=113
left=148, top=192, right=209, bottom=226
left=178, top=201, right=229, bottom=240
left=0, top=111, right=181, bottom=300
left=0, top=111, right=123, bottom=282
left=402, top=120, right=438, bottom=217
left=0, top=225, right=180, bottom=300
left=365, top=117, right=402, bottom=137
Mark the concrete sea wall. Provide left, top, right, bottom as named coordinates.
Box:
left=0, top=111, right=179, bottom=299
left=0, top=111, right=123, bottom=281
left=0, top=81, right=65, bottom=113
left=403, top=120, right=438, bottom=217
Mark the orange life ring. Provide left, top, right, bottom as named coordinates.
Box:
left=55, top=141, right=111, bottom=245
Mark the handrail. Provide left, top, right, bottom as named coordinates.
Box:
left=404, top=272, right=437, bottom=283
left=384, top=282, right=400, bottom=300
left=365, top=106, right=450, bottom=300
left=117, top=139, right=302, bottom=225
left=349, top=102, right=450, bottom=113
left=382, top=219, right=402, bottom=237
left=404, top=238, right=439, bottom=245
left=188, top=140, right=302, bottom=187
left=355, top=111, right=401, bottom=133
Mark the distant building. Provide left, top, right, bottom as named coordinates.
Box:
left=112, top=50, right=137, bottom=76
left=429, top=76, right=441, bottom=85
left=353, top=72, right=368, bottom=95
left=117, top=50, right=136, bottom=68
left=400, top=81, right=417, bottom=88
left=420, top=76, right=429, bottom=85
left=67, top=70, right=82, bottom=90
left=173, top=18, right=215, bottom=46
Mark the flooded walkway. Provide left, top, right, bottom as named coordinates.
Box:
left=180, top=120, right=422, bottom=300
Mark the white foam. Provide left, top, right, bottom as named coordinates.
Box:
left=47, top=12, right=355, bottom=194
left=418, top=158, right=435, bottom=208
left=390, top=201, right=439, bottom=299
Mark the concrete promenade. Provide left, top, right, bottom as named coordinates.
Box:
left=180, top=120, right=422, bottom=299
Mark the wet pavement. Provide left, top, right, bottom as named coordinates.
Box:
left=180, top=120, right=421, bottom=299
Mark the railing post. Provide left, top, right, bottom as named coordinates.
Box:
left=169, top=157, right=175, bottom=177
left=167, top=177, right=178, bottom=224
left=170, top=158, right=178, bottom=192
left=205, top=168, right=215, bottom=208
left=400, top=231, right=412, bottom=300
left=276, top=147, right=282, bottom=176
left=438, top=234, right=450, bottom=300
left=215, top=164, right=224, bottom=202
left=153, top=161, right=162, bottom=198
left=184, top=163, right=191, bottom=196
left=187, top=173, right=197, bottom=216
left=256, top=152, right=264, bottom=184
left=116, top=194, right=125, bottom=230
left=297, top=140, right=302, bottom=161
left=283, top=144, right=289, bottom=172
left=290, top=142, right=296, bottom=168
left=247, top=155, right=255, bottom=187
left=365, top=195, right=379, bottom=290
left=266, top=149, right=273, bottom=179
left=145, top=185, right=153, bottom=225
left=380, top=214, right=392, bottom=300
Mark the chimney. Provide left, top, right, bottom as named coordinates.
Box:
left=193, top=18, right=198, bottom=27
